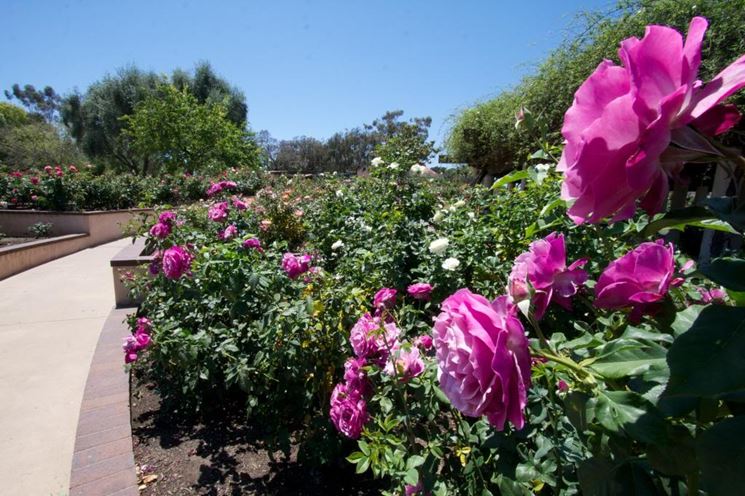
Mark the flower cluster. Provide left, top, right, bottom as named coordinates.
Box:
left=148, top=210, right=177, bottom=239
left=206, top=180, right=237, bottom=197
left=123, top=317, right=152, bottom=364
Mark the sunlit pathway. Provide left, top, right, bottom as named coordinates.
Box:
left=0, top=238, right=130, bottom=495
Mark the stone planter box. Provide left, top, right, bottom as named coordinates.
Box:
left=0, top=209, right=153, bottom=280
left=110, top=238, right=153, bottom=308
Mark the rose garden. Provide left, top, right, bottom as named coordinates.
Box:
left=2, top=4, right=745, bottom=496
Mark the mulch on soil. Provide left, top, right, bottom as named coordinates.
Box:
left=130, top=373, right=382, bottom=495
left=0, top=237, right=38, bottom=247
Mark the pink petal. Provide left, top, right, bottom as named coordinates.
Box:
left=686, top=53, right=745, bottom=120
left=682, top=17, right=708, bottom=87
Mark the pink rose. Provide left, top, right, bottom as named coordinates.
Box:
left=433, top=289, right=531, bottom=430
left=158, top=211, right=177, bottom=225
left=696, top=287, right=727, bottom=304
left=594, top=240, right=682, bottom=319
left=208, top=202, right=229, bottom=222
left=218, top=224, right=238, bottom=240
left=407, top=282, right=433, bottom=301
left=241, top=237, right=263, bottom=253
left=231, top=196, right=248, bottom=210
left=349, top=313, right=400, bottom=364
left=373, top=287, right=397, bottom=309
left=162, top=245, right=192, bottom=279
left=384, top=346, right=425, bottom=381
left=329, top=383, right=368, bottom=439
left=136, top=317, right=152, bottom=333
left=149, top=222, right=171, bottom=239
left=343, top=356, right=371, bottom=397
left=31, top=176, right=39, bottom=185
left=259, top=219, right=272, bottom=232
left=507, top=232, right=587, bottom=319
left=281, top=253, right=311, bottom=279
left=559, top=17, right=745, bottom=224
left=414, top=334, right=433, bottom=350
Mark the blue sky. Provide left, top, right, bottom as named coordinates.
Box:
left=1, top=0, right=612, bottom=147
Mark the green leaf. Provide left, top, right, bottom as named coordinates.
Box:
left=491, top=170, right=529, bottom=189
left=663, top=306, right=745, bottom=401
left=642, top=205, right=737, bottom=237
left=697, top=416, right=745, bottom=495
left=590, top=391, right=668, bottom=444
left=588, top=339, right=668, bottom=380
left=699, top=257, right=745, bottom=291
left=646, top=425, right=697, bottom=477
left=578, top=457, right=659, bottom=496
left=669, top=305, right=703, bottom=337
left=404, top=468, right=419, bottom=485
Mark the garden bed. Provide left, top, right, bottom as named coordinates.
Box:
left=130, top=371, right=382, bottom=495
left=0, top=236, right=38, bottom=247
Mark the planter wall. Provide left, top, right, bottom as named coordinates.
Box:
left=0, top=209, right=153, bottom=280
left=110, top=238, right=152, bottom=308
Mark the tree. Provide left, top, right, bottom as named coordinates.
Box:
left=61, top=63, right=250, bottom=174
left=0, top=122, right=86, bottom=169
left=123, top=84, right=260, bottom=173
left=0, top=102, right=30, bottom=128
left=274, top=136, right=328, bottom=173
left=255, top=130, right=279, bottom=168
left=4, top=84, right=61, bottom=122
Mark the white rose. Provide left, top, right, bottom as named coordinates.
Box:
left=467, top=212, right=475, bottom=220
left=410, top=164, right=426, bottom=175
left=429, top=237, right=449, bottom=255
left=388, top=162, right=400, bottom=170
left=371, top=157, right=384, bottom=167
left=331, top=240, right=344, bottom=250
left=442, top=257, right=460, bottom=271
left=453, top=200, right=466, bottom=208
left=432, top=210, right=445, bottom=223
left=335, top=190, right=344, bottom=197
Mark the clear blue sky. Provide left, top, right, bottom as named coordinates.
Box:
left=1, top=0, right=612, bottom=147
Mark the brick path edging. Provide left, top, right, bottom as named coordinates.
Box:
left=69, top=307, right=138, bottom=496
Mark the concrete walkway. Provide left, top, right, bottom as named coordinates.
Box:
left=0, top=238, right=130, bottom=496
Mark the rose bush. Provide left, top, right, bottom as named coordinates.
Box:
left=122, top=16, right=745, bottom=495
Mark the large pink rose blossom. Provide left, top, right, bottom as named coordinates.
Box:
left=507, top=232, right=588, bottom=319
left=559, top=17, right=745, bottom=224
left=373, top=287, right=397, bottom=309
left=241, top=237, right=263, bottom=253
left=433, top=289, right=531, bottom=430
left=349, top=313, right=400, bottom=364
left=281, top=253, right=311, bottom=279
left=162, top=245, right=193, bottom=279
left=158, top=211, right=177, bottom=225
left=329, top=383, right=368, bottom=439
left=407, top=282, right=433, bottom=301
left=594, top=240, right=683, bottom=319
left=149, top=222, right=171, bottom=239
left=208, top=202, right=229, bottom=222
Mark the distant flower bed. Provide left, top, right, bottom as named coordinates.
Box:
left=0, top=165, right=264, bottom=211
left=122, top=17, right=745, bottom=496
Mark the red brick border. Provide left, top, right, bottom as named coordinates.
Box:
left=69, top=307, right=138, bottom=496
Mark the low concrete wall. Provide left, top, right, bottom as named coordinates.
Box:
left=0, top=209, right=153, bottom=245
left=0, top=234, right=90, bottom=280
left=110, top=238, right=152, bottom=308
left=0, top=209, right=153, bottom=280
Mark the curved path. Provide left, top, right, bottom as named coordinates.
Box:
left=0, top=238, right=130, bottom=495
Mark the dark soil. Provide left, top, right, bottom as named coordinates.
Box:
left=131, top=373, right=383, bottom=495
left=0, top=236, right=39, bottom=247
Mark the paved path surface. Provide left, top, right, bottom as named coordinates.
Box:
left=0, top=238, right=130, bottom=496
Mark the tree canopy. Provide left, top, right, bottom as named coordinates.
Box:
left=61, top=63, right=249, bottom=174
